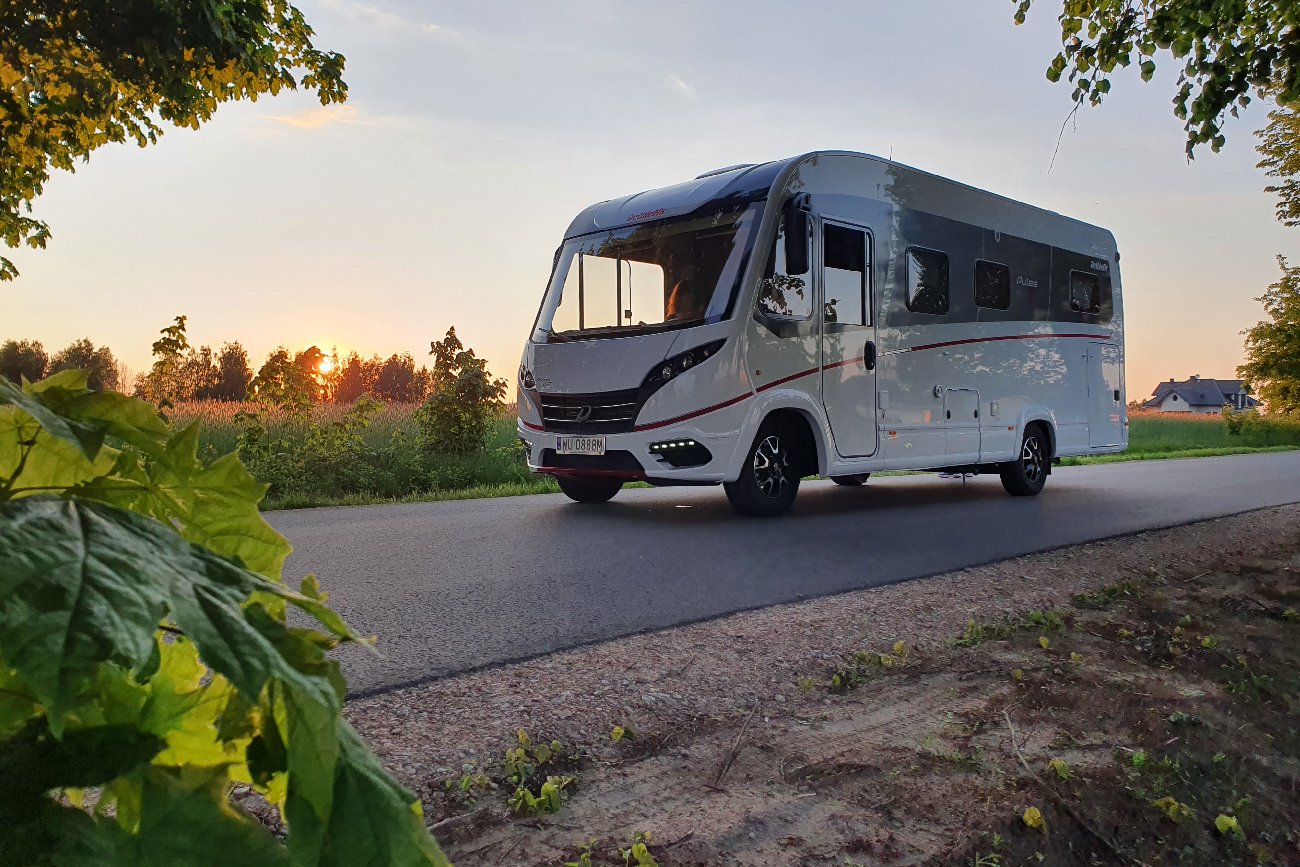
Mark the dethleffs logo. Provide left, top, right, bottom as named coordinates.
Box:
left=626, top=208, right=666, bottom=222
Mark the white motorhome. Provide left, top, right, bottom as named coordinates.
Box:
left=517, top=151, right=1126, bottom=516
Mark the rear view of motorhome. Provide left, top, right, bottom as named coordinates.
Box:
left=518, top=151, right=1126, bottom=516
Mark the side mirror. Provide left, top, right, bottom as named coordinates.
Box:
left=783, top=205, right=810, bottom=276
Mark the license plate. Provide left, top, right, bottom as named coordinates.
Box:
left=556, top=436, right=605, bottom=456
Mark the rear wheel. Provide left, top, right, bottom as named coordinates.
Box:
left=556, top=475, right=622, bottom=504
left=1000, top=424, right=1049, bottom=497
left=724, top=423, right=802, bottom=517
left=831, top=473, right=870, bottom=486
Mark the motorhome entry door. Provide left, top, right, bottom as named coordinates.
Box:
left=819, top=218, right=877, bottom=457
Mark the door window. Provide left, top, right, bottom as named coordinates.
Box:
left=823, top=223, right=869, bottom=326
left=757, top=211, right=813, bottom=319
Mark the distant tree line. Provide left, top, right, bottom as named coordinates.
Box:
left=2, top=315, right=498, bottom=410
left=0, top=337, right=120, bottom=390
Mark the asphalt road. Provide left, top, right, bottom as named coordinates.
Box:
left=267, top=451, right=1300, bottom=695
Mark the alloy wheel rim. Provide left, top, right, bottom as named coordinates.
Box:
left=1022, top=435, right=1044, bottom=482
left=753, top=435, right=790, bottom=498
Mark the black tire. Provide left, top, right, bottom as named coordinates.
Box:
left=831, top=473, right=870, bottom=486
left=724, top=422, right=802, bottom=517
left=1000, top=424, right=1049, bottom=497
left=556, top=475, right=622, bottom=504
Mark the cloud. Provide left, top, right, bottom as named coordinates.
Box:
left=667, top=74, right=697, bottom=100
left=262, top=105, right=366, bottom=130
left=319, top=0, right=457, bottom=40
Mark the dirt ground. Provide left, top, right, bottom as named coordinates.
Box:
left=346, top=507, right=1300, bottom=866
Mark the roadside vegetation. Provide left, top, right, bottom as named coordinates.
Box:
left=163, top=404, right=1300, bottom=511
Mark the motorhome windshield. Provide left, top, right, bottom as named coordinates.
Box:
left=533, top=203, right=762, bottom=341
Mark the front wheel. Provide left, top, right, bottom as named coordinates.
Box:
left=831, top=473, right=870, bottom=486
left=1000, top=425, right=1049, bottom=497
left=724, top=425, right=801, bottom=517
left=556, top=475, right=622, bottom=504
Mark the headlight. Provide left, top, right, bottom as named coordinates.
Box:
left=642, top=339, right=725, bottom=390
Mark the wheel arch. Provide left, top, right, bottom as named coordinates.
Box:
left=726, top=392, right=830, bottom=482
left=1018, top=411, right=1058, bottom=460
left=758, top=406, right=825, bottom=479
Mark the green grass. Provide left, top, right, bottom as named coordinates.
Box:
left=1126, top=411, right=1300, bottom=452
left=264, top=478, right=560, bottom=510
left=1061, top=444, right=1299, bottom=466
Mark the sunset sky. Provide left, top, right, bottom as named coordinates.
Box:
left=6, top=0, right=1299, bottom=399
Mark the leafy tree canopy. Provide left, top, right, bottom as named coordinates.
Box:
left=1256, top=100, right=1300, bottom=227
left=1239, top=256, right=1300, bottom=414
left=49, top=337, right=118, bottom=391
left=212, top=341, right=254, bottom=401
left=1015, top=0, right=1300, bottom=154
left=0, top=338, right=47, bottom=383
left=0, top=0, right=347, bottom=280
left=251, top=346, right=322, bottom=413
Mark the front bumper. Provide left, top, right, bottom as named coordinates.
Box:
left=518, top=419, right=738, bottom=484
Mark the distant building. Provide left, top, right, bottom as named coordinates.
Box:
left=1141, top=375, right=1260, bottom=414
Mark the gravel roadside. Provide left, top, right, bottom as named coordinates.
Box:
left=343, top=504, right=1300, bottom=861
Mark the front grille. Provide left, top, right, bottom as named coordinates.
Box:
left=540, top=449, right=644, bottom=472
left=538, top=388, right=642, bottom=433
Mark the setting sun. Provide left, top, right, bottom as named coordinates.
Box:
left=318, top=356, right=333, bottom=374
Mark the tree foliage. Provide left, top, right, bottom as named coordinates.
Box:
left=49, top=337, right=119, bottom=391
left=415, top=328, right=507, bottom=455
left=1014, top=0, right=1300, bottom=154
left=137, top=316, right=194, bottom=406
left=0, top=0, right=347, bottom=280
left=0, top=369, right=445, bottom=864
left=250, top=346, right=325, bottom=413
left=1239, top=256, right=1300, bottom=414
left=0, top=338, right=47, bottom=383
left=332, top=352, right=433, bottom=404
left=212, top=342, right=254, bottom=401
left=1256, top=100, right=1300, bottom=227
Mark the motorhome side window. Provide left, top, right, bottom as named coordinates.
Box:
left=905, top=247, right=949, bottom=315
left=1069, top=270, right=1102, bottom=314
left=974, top=260, right=1011, bottom=310
left=756, top=213, right=812, bottom=319
left=822, top=223, right=868, bottom=325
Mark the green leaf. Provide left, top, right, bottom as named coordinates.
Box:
left=1, top=372, right=288, bottom=580
left=0, top=499, right=173, bottom=727
left=0, top=718, right=163, bottom=800
left=0, top=405, right=116, bottom=498
left=0, top=659, right=39, bottom=739
left=0, top=373, right=106, bottom=463
left=274, top=679, right=339, bottom=862
left=142, top=639, right=243, bottom=770
left=0, top=498, right=346, bottom=729
left=317, top=723, right=447, bottom=867
left=111, top=766, right=289, bottom=866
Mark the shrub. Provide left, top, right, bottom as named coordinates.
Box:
left=0, top=371, right=446, bottom=864
left=415, top=328, right=507, bottom=456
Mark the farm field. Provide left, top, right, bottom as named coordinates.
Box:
left=171, top=403, right=1300, bottom=510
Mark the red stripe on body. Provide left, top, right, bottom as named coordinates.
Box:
left=526, top=332, right=1111, bottom=435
